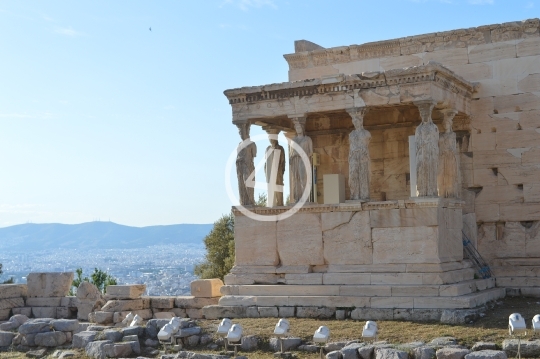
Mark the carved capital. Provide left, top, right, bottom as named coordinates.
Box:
left=236, top=122, right=251, bottom=140
left=414, top=100, right=437, bottom=123
left=263, top=127, right=281, bottom=136
left=232, top=118, right=249, bottom=126
left=441, top=108, right=458, bottom=133
left=441, top=108, right=458, bottom=121
left=346, top=107, right=369, bottom=120
left=288, top=115, right=307, bottom=125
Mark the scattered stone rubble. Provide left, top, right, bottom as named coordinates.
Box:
left=0, top=274, right=537, bottom=358
left=0, top=309, right=535, bottom=359
left=0, top=274, right=221, bottom=323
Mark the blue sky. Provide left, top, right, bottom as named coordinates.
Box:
left=0, top=0, right=536, bottom=227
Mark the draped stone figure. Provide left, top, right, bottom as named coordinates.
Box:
left=347, top=107, right=371, bottom=201
left=414, top=101, right=439, bottom=197
left=236, top=123, right=256, bottom=206
left=438, top=109, right=461, bottom=198
left=289, top=118, right=313, bottom=203
left=265, top=131, right=286, bottom=207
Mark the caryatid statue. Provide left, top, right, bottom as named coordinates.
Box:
left=264, top=129, right=286, bottom=207
left=235, top=122, right=257, bottom=206
left=347, top=107, right=371, bottom=201
left=414, top=100, right=439, bottom=197
left=289, top=117, right=313, bottom=204
left=438, top=109, right=461, bottom=198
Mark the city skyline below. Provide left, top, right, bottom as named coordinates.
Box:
left=0, top=1, right=536, bottom=227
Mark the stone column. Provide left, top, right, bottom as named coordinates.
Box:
left=235, top=122, right=257, bottom=206
left=264, top=127, right=286, bottom=207
left=289, top=116, right=313, bottom=204
left=414, top=100, right=439, bottom=197
left=438, top=109, right=461, bottom=199
left=283, top=130, right=296, bottom=206
left=346, top=107, right=371, bottom=201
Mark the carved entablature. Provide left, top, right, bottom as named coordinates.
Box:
left=350, top=40, right=401, bottom=60
left=282, top=18, right=539, bottom=70
left=224, top=63, right=475, bottom=116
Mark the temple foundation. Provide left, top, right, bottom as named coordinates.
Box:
left=205, top=198, right=505, bottom=320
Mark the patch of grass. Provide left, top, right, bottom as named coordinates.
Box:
left=198, top=297, right=540, bottom=349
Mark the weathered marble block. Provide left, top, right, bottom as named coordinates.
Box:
left=234, top=215, right=279, bottom=266
left=277, top=213, right=324, bottom=266
left=27, top=272, right=74, bottom=298
left=0, top=284, right=27, bottom=299
left=191, top=279, right=223, bottom=298
left=371, top=207, right=463, bottom=264
left=150, top=297, right=175, bottom=309
left=0, top=298, right=25, bottom=311
left=105, top=285, right=146, bottom=299
left=26, top=297, right=63, bottom=307
left=32, top=307, right=57, bottom=319
left=322, top=211, right=372, bottom=265
left=174, top=296, right=219, bottom=308
left=101, top=299, right=144, bottom=313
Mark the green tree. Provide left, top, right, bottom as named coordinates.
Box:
left=0, top=263, right=14, bottom=284
left=194, top=212, right=235, bottom=280
left=69, top=267, right=117, bottom=295
left=195, top=194, right=266, bottom=281
left=90, top=268, right=118, bottom=293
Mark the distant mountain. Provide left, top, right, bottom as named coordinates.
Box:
left=0, top=222, right=213, bottom=251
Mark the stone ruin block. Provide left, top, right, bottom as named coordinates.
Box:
left=170, top=308, right=187, bottom=318
left=32, top=307, right=57, bottom=319
left=26, top=297, right=63, bottom=307
left=27, top=272, right=74, bottom=298
left=150, top=297, right=174, bottom=309
left=0, top=297, right=25, bottom=311
left=105, top=285, right=146, bottom=300
left=0, top=284, right=27, bottom=299
left=0, top=309, right=10, bottom=321
left=101, top=299, right=144, bottom=313
left=186, top=308, right=203, bottom=319
left=12, top=307, right=32, bottom=317
left=89, top=311, right=114, bottom=325
left=174, top=296, right=219, bottom=308
left=190, top=279, right=223, bottom=298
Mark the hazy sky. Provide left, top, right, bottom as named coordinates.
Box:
left=0, top=0, right=536, bottom=227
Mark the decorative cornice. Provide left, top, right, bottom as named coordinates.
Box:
left=232, top=198, right=464, bottom=217
left=224, top=62, right=475, bottom=105
left=282, top=18, right=539, bottom=70
left=404, top=198, right=465, bottom=209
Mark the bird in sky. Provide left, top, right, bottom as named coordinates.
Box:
left=149, top=27, right=152, bottom=31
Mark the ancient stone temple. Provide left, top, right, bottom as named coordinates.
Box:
left=214, top=18, right=540, bottom=321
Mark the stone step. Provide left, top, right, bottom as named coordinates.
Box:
left=491, top=258, right=540, bottom=266
left=496, top=276, right=540, bottom=287
left=224, top=268, right=476, bottom=286
left=222, top=277, right=494, bottom=298
left=217, top=287, right=505, bottom=309
left=506, top=287, right=540, bottom=297
left=491, top=266, right=540, bottom=277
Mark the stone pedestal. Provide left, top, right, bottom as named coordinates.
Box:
left=215, top=199, right=505, bottom=320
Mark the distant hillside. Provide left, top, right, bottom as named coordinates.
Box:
left=0, top=222, right=213, bottom=251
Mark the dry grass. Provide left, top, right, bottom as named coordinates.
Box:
left=2, top=297, right=539, bottom=359
left=199, top=297, right=540, bottom=349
